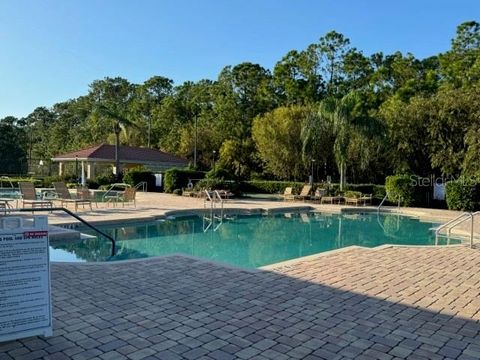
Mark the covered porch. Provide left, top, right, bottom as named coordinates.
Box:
left=51, top=143, right=189, bottom=182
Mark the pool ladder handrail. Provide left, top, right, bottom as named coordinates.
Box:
left=102, top=183, right=131, bottom=202
left=134, top=181, right=148, bottom=192
left=377, top=195, right=388, bottom=212
left=12, top=207, right=116, bottom=256
left=435, top=211, right=480, bottom=248
left=0, top=176, right=15, bottom=189
left=203, top=190, right=224, bottom=232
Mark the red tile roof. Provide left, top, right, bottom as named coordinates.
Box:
left=52, top=144, right=188, bottom=165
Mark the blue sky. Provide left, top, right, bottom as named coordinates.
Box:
left=0, top=0, right=478, bottom=118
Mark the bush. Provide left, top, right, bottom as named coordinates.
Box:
left=385, top=175, right=415, bottom=206
left=445, top=179, right=480, bottom=211
left=123, top=167, right=156, bottom=191
left=1, top=177, right=42, bottom=187
left=40, top=175, right=74, bottom=187
left=86, top=179, right=100, bottom=189
left=172, top=188, right=183, bottom=196
left=206, top=167, right=235, bottom=180
left=94, top=173, right=117, bottom=187
left=164, top=168, right=206, bottom=193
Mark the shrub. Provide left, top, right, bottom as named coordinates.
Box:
left=123, top=167, right=156, bottom=191
left=445, top=179, right=480, bottom=211
left=172, top=188, right=183, bottom=196
left=372, top=185, right=386, bottom=200
left=40, top=175, right=73, bottom=187
left=95, top=173, right=117, bottom=187
left=385, top=175, right=415, bottom=206
left=6, top=177, right=42, bottom=187
left=206, top=167, right=235, bottom=180
left=164, top=168, right=206, bottom=193
left=86, top=179, right=100, bottom=189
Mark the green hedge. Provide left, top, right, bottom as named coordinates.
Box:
left=164, top=168, right=206, bottom=193
left=0, top=177, right=42, bottom=187
left=123, top=167, right=156, bottom=191
left=385, top=175, right=415, bottom=206
left=445, top=179, right=480, bottom=211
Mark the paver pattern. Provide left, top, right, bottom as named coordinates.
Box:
left=1, top=246, right=480, bottom=359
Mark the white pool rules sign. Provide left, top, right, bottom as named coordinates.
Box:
left=0, top=216, right=53, bottom=342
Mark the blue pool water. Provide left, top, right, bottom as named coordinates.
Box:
left=50, top=212, right=454, bottom=268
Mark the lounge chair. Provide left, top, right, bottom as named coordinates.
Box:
left=282, top=187, right=295, bottom=201
left=18, top=182, right=53, bottom=210
left=294, top=185, right=312, bottom=201
left=53, top=182, right=92, bottom=211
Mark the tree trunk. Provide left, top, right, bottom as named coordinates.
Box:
left=339, top=161, right=346, bottom=191
left=114, top=122, right=121, bottom=181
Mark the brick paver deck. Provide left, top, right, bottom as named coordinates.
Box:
left=1, top=246, right=480, bottom=359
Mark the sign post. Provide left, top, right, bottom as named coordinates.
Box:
left=0, top=216, right=52, bottom=342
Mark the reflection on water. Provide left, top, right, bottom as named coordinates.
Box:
left=51, top=212, right=454, bottom=268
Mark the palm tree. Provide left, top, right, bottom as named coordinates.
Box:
left=314, top=92, right=382, bottom=191
left=95, top=105, right=137, bottom=181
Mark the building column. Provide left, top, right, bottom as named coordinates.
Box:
left=58, top=162, right=63, bottom=176
left=87, top=162, right=96, bottom=179
left=81, top=161, right=86, bottom=186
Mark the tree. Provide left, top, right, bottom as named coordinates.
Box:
left=317, top=31, right=352, bottom=96
left=273, top=50, right=323, bottom=104
left=318, top=92, right=382, bottom=190
left=252, top=106, right=311, bottom=180
left=440, top=21, right=480, bottom=87
left=94, top=105, right=137, bottom=180
left=0, top=117, right=27, bottom=174
left=132, top=76, right=173, bottom=147
left=218, top=138, right=260, bottom=179
left=88, top=77, right=138, bottom=180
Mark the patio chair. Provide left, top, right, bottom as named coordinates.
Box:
left=310, top=188, right=326, bottom=203
left=282, top=187, right=295, bottom=201
left=53, top=182, right=92, bottom=212
left=320, top=195, right=344, bottom=204
left=294, top=185, right=312, bottom=201
left=118, top=187, right=136, bottom=207
left=360, top=194, right=373, bottom=206
left=344, top=191, right=363, bottom=206
left=18, top=182, right=53, bottom=210
left=216, top=189, right=234, bottom=199
left=76, top=187, right=98, bottom=208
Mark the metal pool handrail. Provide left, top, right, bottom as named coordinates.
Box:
left=0, top=176, right=14, bottom=189
left=435, top=212, right=480, bottom=247
left=377, top=195, right=388, bottom=212
left=13, top=207, right=116, bottom=256
left=102, top=183, right=131, bottom=202
left=134, top=181, right=147, bottom=192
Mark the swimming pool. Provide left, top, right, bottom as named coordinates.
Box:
left=50, top=211, right=456, bottom=267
